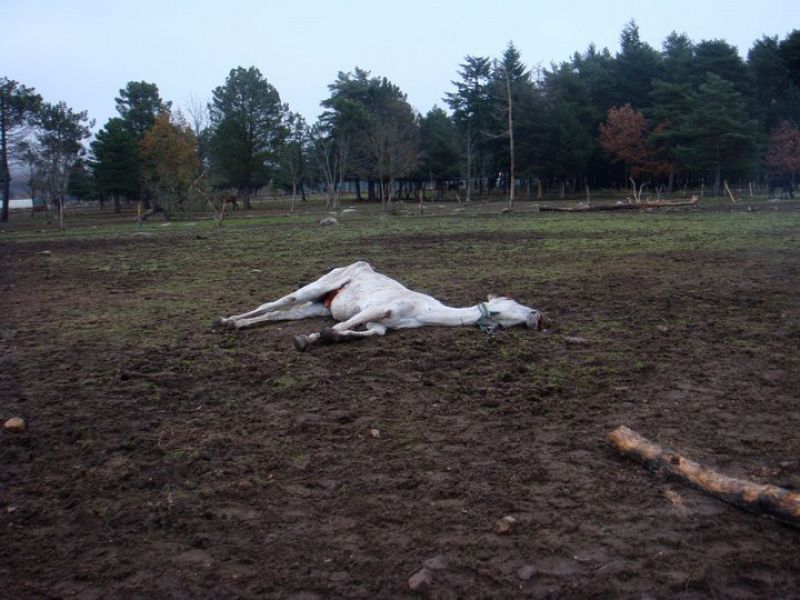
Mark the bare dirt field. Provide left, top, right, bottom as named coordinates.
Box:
left=1, top=201, right=800, bottom=598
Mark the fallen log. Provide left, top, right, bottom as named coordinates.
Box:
left=539, top=197, right=697, bottom=212
left=607, top=425, right=800, bottom=528
left=539, top=203, right=636, bottom=212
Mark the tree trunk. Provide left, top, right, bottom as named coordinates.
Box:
left=667, top=162, right=675, bottom=194
left=608, top=426, right=800, bottom=529
left=238, top=187, right=252, bottom=210
left=0, top=114, right=9, bottom=223
left=713, top=165, right=722, bottom=197
left=505, top=68, right=515, bottom=210
left=58, top=193, right=65, bottom=230
left=113, top=193, right=121, bottom=214
left=465, top=126, right=473, bottom=203
left=354, top=177, right=362, bottom=201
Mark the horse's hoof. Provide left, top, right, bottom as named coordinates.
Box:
left=294, top=335, right=310, bottom=352
left=213, top=317, right=226, bottom=328
left=319, top=327, right=339, bottom=344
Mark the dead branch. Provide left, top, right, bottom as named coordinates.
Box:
left=724, top=180, right=738, bottom=204
left=629, top=177, right=639, bottom=203
left=607, top=425, right=800, bottom=529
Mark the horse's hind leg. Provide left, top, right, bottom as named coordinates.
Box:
left=217, top=265, right=359, bottom=325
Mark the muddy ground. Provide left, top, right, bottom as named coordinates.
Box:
left=1, top=206, right=800, bottom=598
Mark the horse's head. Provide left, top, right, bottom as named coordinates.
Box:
left=484, top=295, right=549, bottom=330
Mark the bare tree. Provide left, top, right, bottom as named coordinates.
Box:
left=280, top=111, right=308, bottom=212
left=504, top=65, right=515, bottom=210
left=310, top=124, right=339, bottom=209
left=364, top=101, right=419, bottom=209
left=34, top=102, right=93, bottom=229
left=185, top=93, right=208, bottom=140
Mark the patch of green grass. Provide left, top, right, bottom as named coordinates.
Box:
left=272, top=374, right=298, bottom=389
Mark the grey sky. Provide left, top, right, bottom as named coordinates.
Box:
left=1, top=0, right=796, bottom=132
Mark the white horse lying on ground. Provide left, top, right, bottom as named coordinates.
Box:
left=214, top=261, right=548, bottom=351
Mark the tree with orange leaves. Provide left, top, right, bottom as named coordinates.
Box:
left=765, top=120, right=800, bottom=174
left=599, top=104, right=648, bottom=178
left=139, top=111, right=201, bottom=218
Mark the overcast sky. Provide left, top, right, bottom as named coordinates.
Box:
left=1, top=0, right=796, bottom=133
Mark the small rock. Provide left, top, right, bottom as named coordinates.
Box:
left=369, top=428, right=380, bottom=439
left=495, top=515, right=517, bottom=535
left=656, top=325, right=669, bottom=333
left=664, top=489, right=684, bottom=506
left=408, top=567, right=432, bottom=591
left=4, top=417, right=25, bottom=433
left=319, top=217, right=338, bottom=226
left=564, top=336, right=588, bottom=345
left=39, top=250, right=52, bottom=256
left=423, top=555, right=448, bottom=571
left=517, top=564, right=537, bottom=581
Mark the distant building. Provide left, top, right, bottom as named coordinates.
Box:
left=8, top=198, right=46, bottom=211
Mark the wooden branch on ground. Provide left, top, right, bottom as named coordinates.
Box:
left=539, top=196, right=697, bottom=212
left=607, top=425, right=800, bottom=528
left=724, top=180, right=738, bottom=204
left=629, top=177, right=639, bottom=203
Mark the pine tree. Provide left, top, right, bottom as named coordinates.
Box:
left=207, top=67, right=286, bottom=208
left=90, top=118, right=139, bottom=212
left=661, top=32, right=695, bottom=85
left=493, top=42, right=529, bottom=207
left=749, top=36, right=800, bottom=129
left=116, top=81, right=170, bottom=138
left=445, top=56, right=493, bottom=200
left=420, top=106, right=460, bottom=200
left=613, top=20, right=663, bottom=109
left=677, top=74, right=759, bottom=194
left=0, top=78, right=42, bottom=221
left=647, top=80, right=693, bottom=191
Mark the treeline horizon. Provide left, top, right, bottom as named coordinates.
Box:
left=2, top=20, right=799, bottom=222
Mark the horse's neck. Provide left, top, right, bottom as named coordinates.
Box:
left=419, top=304, right=482, bottom=327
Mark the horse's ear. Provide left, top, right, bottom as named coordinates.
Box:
left=487, top=294, right=497, bottom=301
